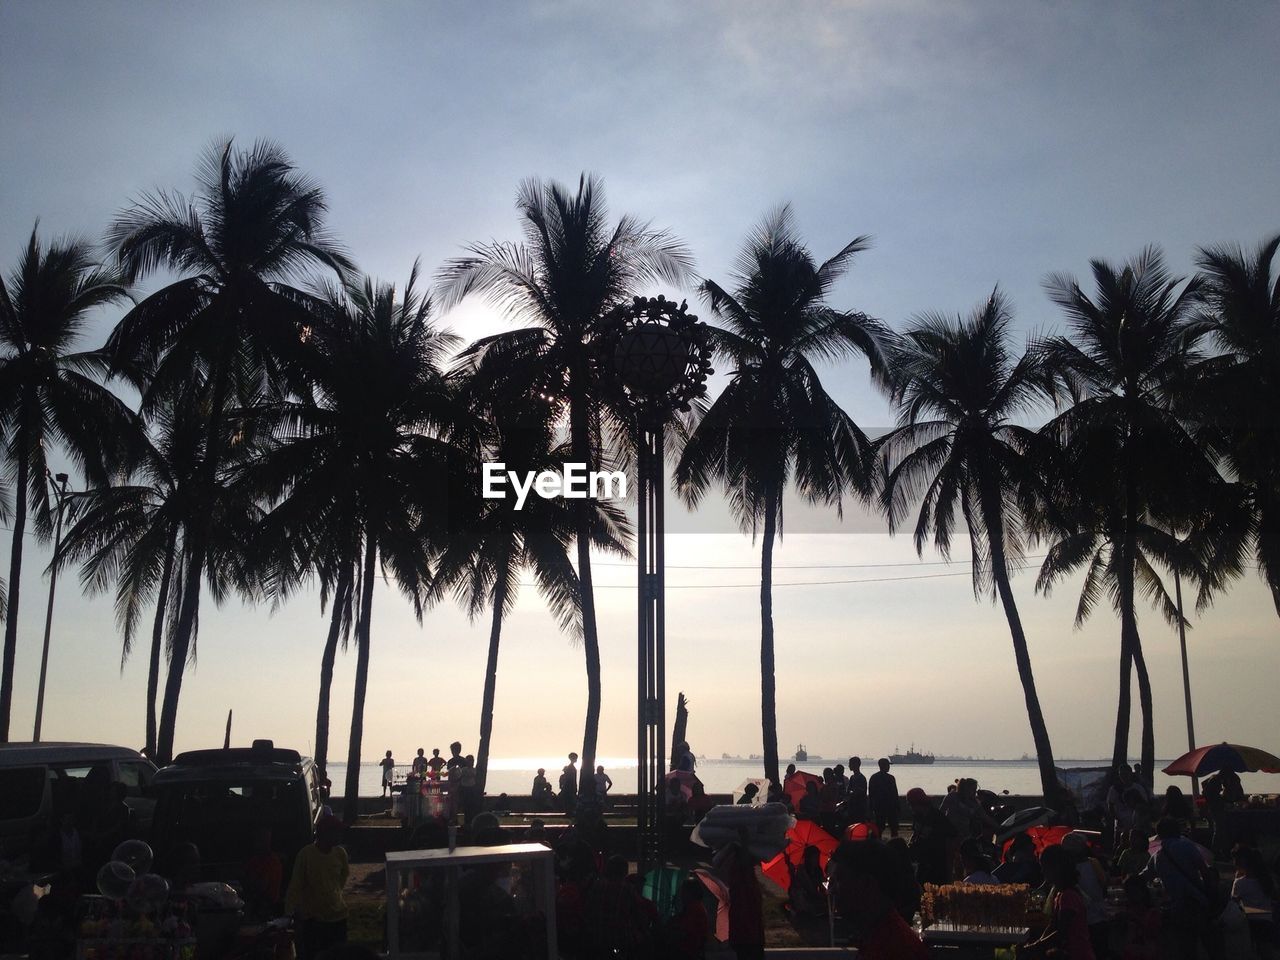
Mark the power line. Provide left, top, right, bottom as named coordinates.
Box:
left=594, top=555, right=1050, bottom=570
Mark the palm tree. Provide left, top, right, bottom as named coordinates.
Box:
left=1037, top=248, right=1216, bottom=786
left=0, top=226, right=135, bottom=740
left=674, top=206, right=890, bottom=784
left=106, top=139, right=352, bottom=762
left=434, top=386, right=629, bottom=795
left=1192, top=234, right=1280, bottom=615
left=55, top=385, right=262, bottom=755
left=253, top=265, right=470, bottom=820
left=879, top=290, right=1061, bottom=800
left=437, top=175, right=691, bottom=789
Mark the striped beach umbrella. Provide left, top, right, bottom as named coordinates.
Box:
left=1162, top=743, right=1280, bottom=777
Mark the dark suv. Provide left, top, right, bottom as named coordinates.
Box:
left=150, top=741, right=323, bottom=883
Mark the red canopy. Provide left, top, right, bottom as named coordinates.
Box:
left=760, top=820, right=839, bottom=891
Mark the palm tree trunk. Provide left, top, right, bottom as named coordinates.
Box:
left=155, top=549, right=204, bottom=763
left=475, top=561, right=509, bottom=797
left=1131, top=626, right=1156, bottom=791
left=568, top=365, right=601, bottom=794
left=1112, top=536, right=1138, bottom=773
left=145, top=528, right=178, bottom=756
left=155, top=345, right=236, bottom=763
left=343, top=532, right=378, bottom=824
left=0, top=450, right=28, bottom=741
left=314, top=566, right=352, bottom=779
left=760, top=487, right=780, bottom=786
left=981, top=489, right=1058, bottom=802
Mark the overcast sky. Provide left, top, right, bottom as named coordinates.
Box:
left=2, top=1, right=1278, bottom=768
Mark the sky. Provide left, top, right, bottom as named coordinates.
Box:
left=1, top=1, right=1278, bottom=770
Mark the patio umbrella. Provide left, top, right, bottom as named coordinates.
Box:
left=760, top=820, right=840, bottom=891
left=664, top=769, right=701, bottom=800
left=1000, top=824, right=1073, bottom=856
left=734, top=778, right=768, bottom=806
left=692, top=868, right=731, bottom=942
left=782, top=770, right=824, bottom=810
left=1163, top=743, right=1280, bottom=777
left=994, top=806, right=1056, bottom=843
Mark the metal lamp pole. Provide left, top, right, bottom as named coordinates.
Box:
left=608, top=296, right=711, bottom=882
left=1173, top=568, right=1199, bottom=799
left=33, top=471, right=70, bottom=742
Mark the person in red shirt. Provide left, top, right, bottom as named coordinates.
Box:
left=827, top=839, right=927, bottom=960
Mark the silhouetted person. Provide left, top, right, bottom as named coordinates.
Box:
left=532, top=768, right=554, bottom=807
left=905, top=788, right=955, bottom=885
left=868, top=759, right=899, bottom=837
left=847, top=756, right=869, bottom=822
left=287, top=816, right=349, bottom=960
left=559, top=752, right=579, bottom=815
left=1143, top=818, right=1222, bottom=960
left=243, top=826, right=283, bottom=918
left=427, top=748, right=445, bottom=778
left=412, top=748, right=428, bottom=777
left=827, top=840, right=927, bottom=959
left=379, top=750, right=395, bottom=798
left=737, top=783, right=760, bottom=805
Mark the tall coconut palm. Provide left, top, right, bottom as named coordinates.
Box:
left=1038, top=248, right=1214, bottom=786
left=1192, top=234, right=1280, bottom=615
left=0, top=226, right=135, bottom=740
left=106, top=139, right=352, bottom=762
left=252, top=265, right=471, bottom=820
left=434, top=387, right=630, bottom=795
left=879, top=290, right=1061, bottom=800
left=674, top=206, right=890, bottom=785
left=437, top=175, right=691, bottom=789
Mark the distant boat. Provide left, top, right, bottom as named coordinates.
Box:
left=794, top=744, right=823, bottom=763
left=748, top=753, right=762, bottom=761
left=890, top=744, right=935, bottom=765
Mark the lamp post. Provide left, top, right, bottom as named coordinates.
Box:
left=33, top=471, right=71, bottom=742
left=608, top=296, right=711, bottom=878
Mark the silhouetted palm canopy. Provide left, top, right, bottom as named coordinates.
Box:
left=878, top=290, right=1060, bottom=797
left=105, top=138, right=353, bottom=761
left=57, top=385, right=266, bottom=753
left=675, top=205, right=890, bottom=784
left=251, top=265, right=472, bottom=816
left=436, top=174, right=692, bottom=785
left=0, top=226, right=135, bottom=739
left=433, top=386, right=630, bottom=792
left=1192, top=234, right=1280, bottom=615
left=1036, top=248, right=1230, bottom=784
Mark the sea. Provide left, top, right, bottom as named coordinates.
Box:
left=324, top=756, right=1275, bottom=799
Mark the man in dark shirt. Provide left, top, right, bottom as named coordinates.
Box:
left=559, top=752, right=579, bottom=816
left=868, top=759, right=899, bottom=838
left=847, top=756, right=869, bottom=822
left=906, top=788, right=957, bottom=885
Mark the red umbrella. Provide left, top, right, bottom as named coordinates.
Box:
left=760, top=820, right=840, bottom=891
left=1001, top=824, right=1072, bottom=857
left=1163, top=743, right=1280, bottom=777
left=783, top=770, right=823, bottom=810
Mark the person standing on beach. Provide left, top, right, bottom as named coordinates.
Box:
left=412, top=748, right=428, bottom=777
left=560, top=752, right=579, bottom=815
left=446, top=741, right=465, bottom=777
left=868, top=759, right=899, bottom=838
left=427, top=748, right=445, bottom=779
left=379, top=750, right=395, bottom=798
left=847, top=757, right=869, bottom=821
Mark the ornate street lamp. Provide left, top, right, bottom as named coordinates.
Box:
left=606, top=296, right=711, bottom=875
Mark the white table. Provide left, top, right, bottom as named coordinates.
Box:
left=384, top=843, right=557, bottom=960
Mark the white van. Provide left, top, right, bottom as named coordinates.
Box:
left=0, top=742, right=158, bottom=859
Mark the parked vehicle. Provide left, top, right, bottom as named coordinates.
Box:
left=149, top=740, right=324, bottom=884
left=0, top=742, right=158, bottom=859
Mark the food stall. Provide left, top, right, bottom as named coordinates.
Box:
left=385, top=843, right=556, bottom=960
